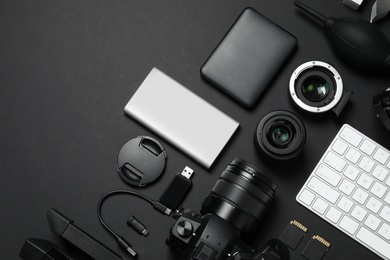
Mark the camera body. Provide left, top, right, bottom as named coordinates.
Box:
left=165, top=158, right=289, bottom=260
left=166, top=209, right=289, bottom=260
left=373, top=87, right=390, bottom=131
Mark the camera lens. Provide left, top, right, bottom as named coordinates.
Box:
left=301, top=76, right=329, bottom=102
left=289, top=61, right=343, bottom=113
left=201, top=158, right=276, bottom=238
left=270, top=124, right=292, bottom=147
left=255, top=110, right=306, bottom=160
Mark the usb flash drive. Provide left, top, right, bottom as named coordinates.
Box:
left=159, top=166, right=194, bottom=210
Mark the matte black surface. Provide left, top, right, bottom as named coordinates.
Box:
left=200, top=7, right=297, bottom=108
left=47, top=209, right=124, bottom=260
left=1, top=1, right=390, bottom=260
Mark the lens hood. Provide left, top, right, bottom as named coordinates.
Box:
left=255, top=110, right=306, bottom=160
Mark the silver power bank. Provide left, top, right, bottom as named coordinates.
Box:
left=124, top=68, right=239, bottom=169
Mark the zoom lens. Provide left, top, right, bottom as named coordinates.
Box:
left=200, top=158, right=276, bottom=238
left=255, top=110, right=306, bottom=160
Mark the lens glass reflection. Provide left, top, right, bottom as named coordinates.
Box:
left=269, top=125, right=292, bottom=147
left=301, top=76, right=329, bottom=102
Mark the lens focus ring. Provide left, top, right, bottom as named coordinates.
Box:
left=200, top=158, right=276, bottom=238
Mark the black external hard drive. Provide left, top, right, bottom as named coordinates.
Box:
left=201, top=7, right=297, bottom=108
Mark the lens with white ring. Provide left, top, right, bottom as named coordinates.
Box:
left=289, top=61, right=343, bottom=113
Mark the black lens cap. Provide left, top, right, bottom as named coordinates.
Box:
left=117, top=136, right=167, bottom=187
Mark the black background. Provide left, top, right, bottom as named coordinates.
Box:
left=1, top=0, right=390, bottom=259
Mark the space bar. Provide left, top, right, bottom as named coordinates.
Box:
left=356, top=227, right=390, bottom=259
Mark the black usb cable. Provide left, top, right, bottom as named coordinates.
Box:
left=97, top=190, right=171, bottom=257
left=97, top=166, right=194, bottom=257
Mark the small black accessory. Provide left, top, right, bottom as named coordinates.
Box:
left=255, top=110, right=306, bottom=161
left=166, top=158, right=287, bottom=260
left=295, top=1, right=390, bottom=71
left=117, top=136, right=166, bottom=187
left=289, top=61, right=352, bottom=117
left=19, top=238, right=69, bottom=260
left=301, top=235, right=331, bottom=260
left=373, top=87, right=390, bottom=131
left=127, top=215, right=149, bottom=236
left=159, top=166, right=194, bottom=210
left=47, top=209, right=126, bottom=260
left=279, top=220, right=308, bottom=250
left=97, top=189, right=172, bottom=257
left=200, top=7, right=297, bottom=108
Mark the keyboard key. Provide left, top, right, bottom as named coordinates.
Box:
left=307, top=177, right=340, bottom=204
left=372, top=165, right=388, bottom=181
left=332, top=139, right=348, bottom=155
left=324, top=152, right=346, bottom=172
left=313, top=197, right=329, bottom=214
left=360, top=139, right=376, bottom=155
left=345, top=148, right=361, bottom=164
left=315, top=164, right=341, bottom=186
left=358, top=156, right=375, bottom=173
left=357, top=173, right=374, bottom=190
left=373, top=147, right=390, bottom=164
left=386, top=176, right=390, bottom=187
left=298, top=189, right=315, bottom=206
left=340, top=126, right=362, bottom=147
left=366, top=197, right=382, bottom=213
left=337, top=196, right=353, bottom=213
left=339, top=216, right=359, bottom=234
left=343, top=165, right=360, bottom=181
left=351, top=205, right=367, bottom=222
left=339, top=179, right=355, bottom=195
left=384, top=192, right=390, bottom=204
left=371, top=182, right=387, bottom=198
left=326, top=207, right=342, bottom=223
left=378, top=223, right=390, bottom=240
left=365, top=214, right=381, bottom=231
left=352, top=188, right=369, bottom=204
left=379, top=205, right=390, bottom=222
left=357, top=227, right=390, bottom=259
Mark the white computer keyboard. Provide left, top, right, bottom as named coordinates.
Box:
left=297, top=124, right=390, bottom=259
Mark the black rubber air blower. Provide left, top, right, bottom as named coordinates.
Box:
left=295, top=1, right=390, bottom=70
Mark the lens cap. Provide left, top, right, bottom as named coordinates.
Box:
left=117, top=136, right=167, bottom=187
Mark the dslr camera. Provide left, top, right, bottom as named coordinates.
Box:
left=166, top=158, right=289, bottom=260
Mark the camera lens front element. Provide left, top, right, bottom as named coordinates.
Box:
left=301, top=76, right=329, bottom=102
left=270, top=124, right=292, bottom=147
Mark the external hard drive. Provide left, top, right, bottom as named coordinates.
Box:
left=201, top=7, right=297, bottom=108
left=124, top=68, right=239, bottom=169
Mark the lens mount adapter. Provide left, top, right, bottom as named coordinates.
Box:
left=289, top=61, right=349, bottom=115
left=255, top=110, right=306, bottom=161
